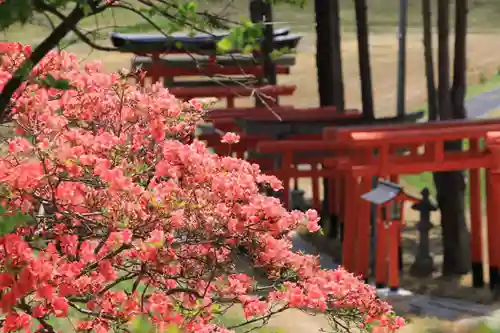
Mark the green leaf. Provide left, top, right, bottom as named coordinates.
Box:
left=165, top=325, right=181, bottom=333
left=0, top=206, right=31, bottom=236
left=148, top=239, right=164, bottom=248
left=174, top=41, right=184, bottom=50
left=217, top=38, right=233, bottom=53
left=474, top=321, right=495, bottom=333
left=14, top=60, right=33, bottom=80
left=270, top=49, right=282, bottom=61
left=51, top=79, right=73, bottom=90
left=45, top=73, right=57, bottom=84
left=79, top=2, right=92, bottom=16
left=129, top=315, right=154, bottom=333
left=242, top=44, right=255, bottom=54
left=211, top=303, right=222, bottom=314
left=38, top=73, right=74, bottom=91
left=0, top=0, right=35, bottom=30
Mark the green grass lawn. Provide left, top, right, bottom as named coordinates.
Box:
left=467, top=72, right=500, bottom=97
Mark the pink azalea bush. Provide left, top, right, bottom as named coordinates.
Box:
left=0, top=42, right=404, bottom=333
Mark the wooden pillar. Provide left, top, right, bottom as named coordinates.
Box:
left=356, top=175, right=372, bottom=280
left=469, top=139, right=484, bottom=288
left=388, top=220, right=401, bottom=290
left=375, top=205, right=388, bottom=288
left=342, top=172, right=358, bottom=272
left=486, top=132, right=500, bottom=290
left=486, top=169, right=500, bottom=290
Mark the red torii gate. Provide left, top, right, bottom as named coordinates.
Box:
left=331, top=122, right=500, bottom=289
left=254, top=118, right=500, bottom=290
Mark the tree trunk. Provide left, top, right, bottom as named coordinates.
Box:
left=260, top=1, right=276, bottom=86
left=422, top=0, right=438, bottom=121
left=437, top=0, right=452, bottom=121
left=314, top=0, right=345, bottom=238
left=434, top=0, right=470, bottom=277
left=0, top=5, right=85, bottom=121
left=451, top=0, right=468, bottom=120
left=330, top=0, right=345, bottom=111
left=250, top=0, right=275, bottom=84
left=354, top=0, right=375, bottom=120
left=396, top=0, right=408, bottom=118
left=250, top=0, right=276, bottom=107
left=314, top=0, right=344, bottom=110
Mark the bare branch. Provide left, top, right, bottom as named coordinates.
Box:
left=18, top=300, right=56, bottom=333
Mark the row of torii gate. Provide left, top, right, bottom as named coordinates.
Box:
left=202, top=115, right=500, bottom=291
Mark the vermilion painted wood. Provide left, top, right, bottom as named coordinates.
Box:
left=254, top=122, right=500, bottom=283
left=201, top=134, right=328, bottom=181
left=206, top=107, right=360, bottom=132
left=469, top=138, right=483, bottom=279
left=143, top=65, right=291, bottom=78
left=337, top=126, right=500, bottom=283
left=206, top=107, right=361, bottom=120
left=388, top=221, right=402, bottom=290
left=256, top=140, right=346, bottom=153
left=138, top=52, right=290, bottom=84
left=209, top=109, right=360, bottom=123
left=170, top=84, right=296, bottom=108
left=485, top=169, right=500, bottom=289
left=356, top=176, right=372, bottom=278
left=323, top=118, right=500, bottom=140
left=485, top=132, right=500, bottom=288
left=201, top=134, right=324, bottom=156
left=256, top=139, right=350, bottom=245
left=207, top=106, right=295, bottom=120
left=342, top=173, right=357, bottom=272
left=169, top=84, right=297, bottom=98
left=257, top=140, right=349, bottom=219
left=345, top=126, right=500, bottom=147
left=375, top=205, right=388, bottom=287
left=341, top=153, right=492, bottom=177
left=256, top=139, right=374, bottom=274
left=375, top=189, right=419, bottom=289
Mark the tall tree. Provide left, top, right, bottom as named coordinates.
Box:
left=433, top=0, right=470, bottom=277
left=314, top=0, right=345, bottom=110
left=331, top=0, right=345, bottom=111
left=354, top=0, right=375, bottom=120
left=451, top=0, right=468, bottom=120
left=422, top=0, right=438, bottom=121
left=250, top=0, right=276, bottom=86
left=314, top=0, right=345, bottom=239
left=436, top=0, right=452, bottom=121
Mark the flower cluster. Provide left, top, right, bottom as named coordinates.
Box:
left=0, top=42, right=404, bottom=333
